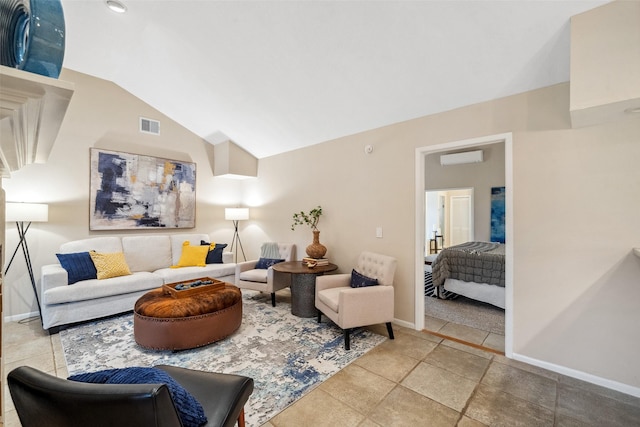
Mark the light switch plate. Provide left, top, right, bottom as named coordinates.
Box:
left=376, top=227, right=383, bottom=238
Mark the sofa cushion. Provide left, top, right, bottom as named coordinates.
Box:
left=68, top=367, right=207, bottom=427
left=317, top=287, right=346, bottom=312
left=89, top=251, right=132, bottom=280
left=56, top=252, right=97, bottom=284
left=172, top=242, right=209, bottom=268
left=122, top=235, right=172, bottom=272
left=43, top=272, right=163, bottom=305
left=60, top=237, right=123, bottom=254
left=200, top=241, right=227, bottom=264
left=238, top=269, right=267, bottom=283
left=170, top=234, right=212, bottom=265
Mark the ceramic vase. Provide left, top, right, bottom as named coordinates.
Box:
left=305, top=230, right=327, bottom=259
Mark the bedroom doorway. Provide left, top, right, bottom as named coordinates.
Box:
left=415, top=133, right=513, bottom=357
left=425, top=188, right=473, bottom=252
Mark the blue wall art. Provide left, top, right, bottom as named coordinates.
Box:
left=490, top=186, right=506, bottom=243
left=90, top=149, right=196, bottom=230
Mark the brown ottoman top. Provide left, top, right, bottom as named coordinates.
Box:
left=135, top=284, right=242, bottom=318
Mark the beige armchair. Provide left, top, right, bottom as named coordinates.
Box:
left=235, top=243, right=296, bottom=306
left=315, top=251, right=397, bottom=350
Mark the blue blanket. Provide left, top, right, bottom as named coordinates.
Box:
left=69, top=367, right=207, bottom=427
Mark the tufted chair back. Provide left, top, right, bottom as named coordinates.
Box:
left=355, top=251, right=397, bottom=286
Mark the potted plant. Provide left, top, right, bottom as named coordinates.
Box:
left=291, top=206, right=326, bottom=258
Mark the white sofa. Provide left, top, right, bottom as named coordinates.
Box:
left=40, top=233, right=236, bottom=332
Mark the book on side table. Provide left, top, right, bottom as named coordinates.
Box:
left=302, top=257, right=330, bottom=267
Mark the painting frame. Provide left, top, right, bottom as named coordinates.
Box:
left=89, top=148, right=196, bottom=230
left=490, top=186, right=506, bottom=243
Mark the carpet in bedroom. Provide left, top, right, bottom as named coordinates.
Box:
left=424, top=294, right=505, bottom=335
left=60, top=290, right=386, bottom=427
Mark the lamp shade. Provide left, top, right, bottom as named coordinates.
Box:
left=6, top=202, right=49, bottom=222
left=225, top=208, right=249, bottom=221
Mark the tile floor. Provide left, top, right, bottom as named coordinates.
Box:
left=3, top=316, right=640, bottom=426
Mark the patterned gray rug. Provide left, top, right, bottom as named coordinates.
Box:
left=60, top=290, right=386, bottom=427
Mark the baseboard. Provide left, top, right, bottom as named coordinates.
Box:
left=512, top=352, right=640, bottom=398
left=393, top=317, right=415, bottom=329
left=3, top=311, right=39, bottom=323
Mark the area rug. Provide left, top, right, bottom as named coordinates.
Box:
left=60, top=290, right=386, bottom=427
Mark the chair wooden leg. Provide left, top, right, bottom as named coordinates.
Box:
left=238, top=407, right=246, bottom=427
left=344, top=329, right=351, bottom=350
left=386, top=322, right=394, bottom=340
left=317, top=310, right=322, bottom=323
left=271, top=293, right=276, bottom=307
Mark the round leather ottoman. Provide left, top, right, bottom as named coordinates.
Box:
left=134, top=283, right=242, bottom=351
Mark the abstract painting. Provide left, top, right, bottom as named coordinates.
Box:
left=90, top=149, right=196, bottom=230
left=490, top=186, right=506, bottom=243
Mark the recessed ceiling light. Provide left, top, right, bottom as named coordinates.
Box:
left=624, top=107, right=640, bottom=114
left=105, top=0, right=127, bottom=13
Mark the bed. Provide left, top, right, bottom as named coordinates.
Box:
left=430, top=241, right=505, bottom=309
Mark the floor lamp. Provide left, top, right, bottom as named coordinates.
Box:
left=5, top=202, right=49, bottom=323
left=225, top=208, right=248, bottom=263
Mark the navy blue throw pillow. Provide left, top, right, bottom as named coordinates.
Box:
left=56, top=252, right=97, bottom=284
left=255, top=257, right=285, bottom=269
left=350, top=269, right=379, bottom=288
left=68, top=367, right=207, bottom=427
left=200, top=241, right=228, bottom=264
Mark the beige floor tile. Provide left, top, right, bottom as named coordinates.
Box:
left=352, top=345, right=420, bottom=383
left=423, top=345, right=491, bottom=381
left=4, top=351, right=55, bottom=375
left=556, top=381, right=640, bottom=426
left=482, top=361, right=557, bottom=410
left=438, top=323, right=488, bottom=345
left=2, top=408, right=20, bottom=427
left=559, top=374, right=640, bottom=407
left=440, top=339, right=494, bottom=359
left=457, top=415, right=488, bottom=426
left=482, top=332, right=505, bottom=352
left=465, top=384, right=555, bottom=426
left=399, top=326, right=443, bottom=343
left=401, top=362, right=477, bottom=412
left=357, top=419, right=382, bottom=427
left=3, top=335, right=52, bottom=365
left=318, top=364, right=395, bottom=414
left=270, top=388, right=364, bottom=427
left=491, top=354, right=559, bottom=381
left=368, top=385, right=460, bottom=427
left=424, top=315, right=448, bottom=332
left=376, top=329, right=438, bottom=360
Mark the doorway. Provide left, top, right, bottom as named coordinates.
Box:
left=414, top=133, right=513, bottom=357
left=425, top=188, right=474, bottom=253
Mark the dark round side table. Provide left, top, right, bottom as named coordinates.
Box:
left=272, top=261, right=338, bottom=318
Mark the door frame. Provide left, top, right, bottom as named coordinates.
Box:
left=414, top=132, right=514, bottom=357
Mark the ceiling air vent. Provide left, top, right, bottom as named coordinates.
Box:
left=139, top=117, right=160, bottom=135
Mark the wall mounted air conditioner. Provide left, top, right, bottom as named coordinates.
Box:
left=440, top=150, right=483, bottom=166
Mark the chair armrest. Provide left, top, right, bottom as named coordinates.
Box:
left=223, top=252, right=234, bottom=264
left=316, top=273, right=350, bottom=292
left=236, top=260, right=258, bottom=274
left=41, top=264, right=69, bottom=293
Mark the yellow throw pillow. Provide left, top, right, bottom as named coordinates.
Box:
left=171, top=241, right=209, bottom=268
left=89, top=251, right=132, bottom=280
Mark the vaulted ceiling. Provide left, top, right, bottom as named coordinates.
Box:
left=61, top=0, right=607, bottom=158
